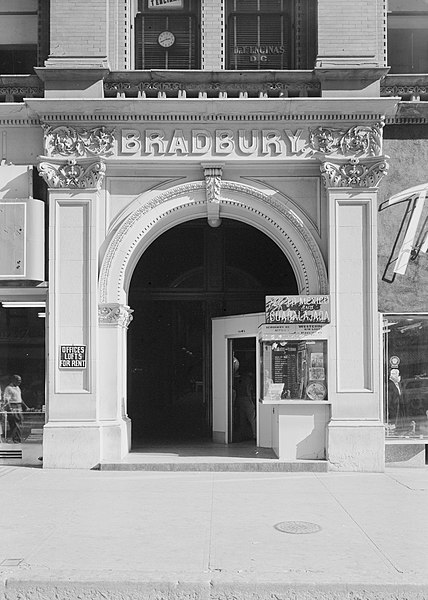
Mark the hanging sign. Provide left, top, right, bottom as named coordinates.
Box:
left=148, top=0, right=184, bottom=8
left=59, top=345, right=87, bottom=369
left=265, top=295, right=330, bottom=324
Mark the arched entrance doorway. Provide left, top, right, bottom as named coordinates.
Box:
left=128, top=218, right=298, bottom=444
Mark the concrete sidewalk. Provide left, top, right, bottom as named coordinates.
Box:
left=0, top=466, right=427, bottom=599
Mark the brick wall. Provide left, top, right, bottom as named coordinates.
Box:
left=317, top=0, right=384, bottom=66
left=50, top=0, right=108, bottom=59
left=201, top=0, right=224, bottom=70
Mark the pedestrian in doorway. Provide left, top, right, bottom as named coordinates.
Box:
left=236, top=367, right=256, bottom=440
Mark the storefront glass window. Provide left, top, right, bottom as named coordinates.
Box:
left=383, top=314, right=428, bottom=439
left=0, top=306, right=45, bottom=460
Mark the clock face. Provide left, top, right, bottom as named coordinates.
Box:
left=158, top=31, right=175, bottom=48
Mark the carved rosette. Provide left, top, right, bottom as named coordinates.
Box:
left=310, top=123, right=383, bottom=158
left=43, top=124, right=115, bottom=158
left=320, top=157, right=389, bottom=189
left=38, top=158, right=106, bottom=189
left=98, top=304, right=134, bottom=328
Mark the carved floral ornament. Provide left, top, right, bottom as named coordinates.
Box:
left=98, top=304, right=134, bottom=328
left=42, top=124, right=115, bottom=158
left=38, top=158, right=106, bottom=189
left=309, top=123, right=384, bottom=158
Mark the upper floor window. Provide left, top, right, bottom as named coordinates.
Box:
left=388, top=0, right=428, bottom=74
left=135, top=0, right=200, bottom=69
left=0, top=0, right=49, bottom=75
left=226, top=0, right=317, bottom=70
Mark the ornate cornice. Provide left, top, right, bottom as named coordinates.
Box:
left=38, top=158, right=106, bottom=189
left=309, top=123, right=383, bottom=158
left=98, top=304, right=134, bottom=328
left=320, top=157, right=389, bottom=189
left=42, top=124, right=115, bottom=158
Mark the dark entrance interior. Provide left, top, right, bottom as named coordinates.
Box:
left=128, top=218, right=297, bottom=444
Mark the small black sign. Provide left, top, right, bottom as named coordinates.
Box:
left=59, top=345, right=87, bottom=369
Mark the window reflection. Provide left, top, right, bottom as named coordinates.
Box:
left=384, top=315, right=428, bottom=438
left=0, top=306, right=45, bottom=451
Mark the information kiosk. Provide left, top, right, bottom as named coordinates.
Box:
left=259, top=296, right=331, bottom=461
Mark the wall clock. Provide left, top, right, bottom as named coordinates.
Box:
left=158, top=31, right=175, bottom=48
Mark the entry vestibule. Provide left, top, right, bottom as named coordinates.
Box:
left=127, top=218, right=298, bottom=445
left=41, top=150, right=385, bottom=470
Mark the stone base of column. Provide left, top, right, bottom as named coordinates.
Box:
left=100, top=418, right=132, bottom=462
left=42, top=419, right=131, bottom=469
left=327, top=420, right=385, bottom=472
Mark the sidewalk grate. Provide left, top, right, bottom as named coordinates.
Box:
left=0, top=448, right=22, bottom=460
left=274, top=521, right=322, bottom=534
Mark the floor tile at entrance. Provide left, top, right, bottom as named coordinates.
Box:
left=98, top=441, right=328, bottom=472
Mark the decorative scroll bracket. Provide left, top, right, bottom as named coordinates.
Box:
left=202, top=163, right=224, bottom=228
left=98, top=304, right=134, bottom=329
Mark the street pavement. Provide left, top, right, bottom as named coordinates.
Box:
left=0, top=465, right=427, bottom=599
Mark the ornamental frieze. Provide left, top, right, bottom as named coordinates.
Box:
left=104, top=80, right=321, bottom=98
left=38, top=122, right=385, bottom=162
left=98, top=304, right=134, bottom=328
left=38, top=158, right=106, bottom=189
left=309, top=123, right=383, bottom=158
left=42, top=125, right=115, bottom=158
left=320, top=157, right=389, bottom=188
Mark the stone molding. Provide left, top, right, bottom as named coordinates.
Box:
left=42, top=124, right=115, bottom=158
left=320, top=157, right=389, bottom=189
left=38, top=158, right=106, bottom=189
left=98, top=304, right=134, bottom=328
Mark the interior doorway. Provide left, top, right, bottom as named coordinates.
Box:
left=229, top=337, right=257, bottom=443
left=127, top=218, right=297, bottom=445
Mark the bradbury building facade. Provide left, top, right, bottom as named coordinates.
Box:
left=0, top=0, right=428, bottom=470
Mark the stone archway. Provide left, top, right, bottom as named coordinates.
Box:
left=99, top=179, right=328, bottom=305
left=97, top=179, right=328, bottom=455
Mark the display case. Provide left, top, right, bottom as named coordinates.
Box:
left=261, top=338, right=328, bottom=402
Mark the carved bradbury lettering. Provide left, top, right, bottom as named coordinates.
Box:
left=121, top=128, right=309, bottom=157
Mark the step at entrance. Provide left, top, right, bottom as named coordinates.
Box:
left=96, top=460, right=329, bottom=472
left=95, top=443, right=328, bottom=472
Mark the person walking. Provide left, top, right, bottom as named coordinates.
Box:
left=2, top=375, right=28, bottom=443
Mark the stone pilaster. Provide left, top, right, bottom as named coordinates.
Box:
left=315, top=122, right=389, bottom=471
